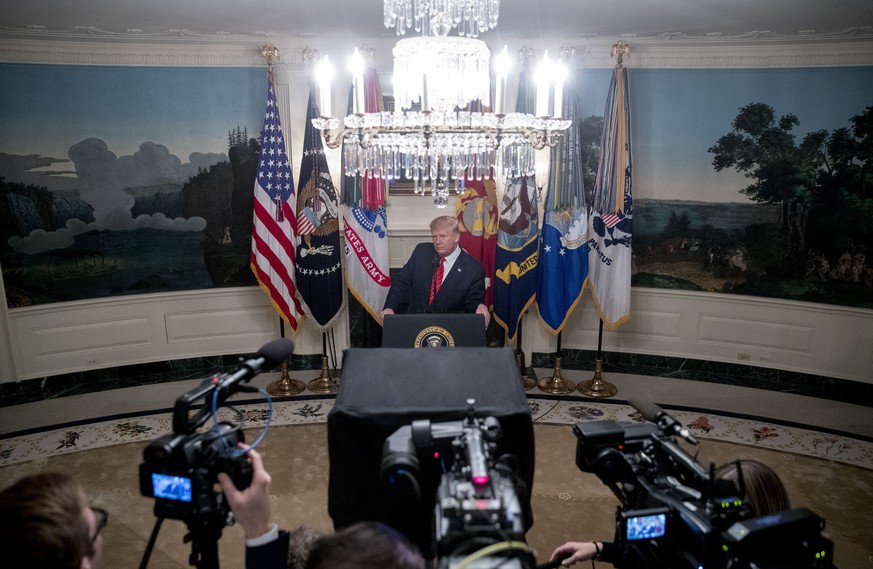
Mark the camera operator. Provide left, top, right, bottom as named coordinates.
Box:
left=217, top=447, right=307, bottom=569
left=549, top=459, right=790, bottom=568
left=0, top=472, right=108, bottom=569
left=304, top=521, right=424, bottom=569
left=218, top=447, right=424, bottom=569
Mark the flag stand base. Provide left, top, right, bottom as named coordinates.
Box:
left=517, top=353, right=536, bottom=390
left=577, top=357, right=617, bottom=397
left=308, top=355, right=340, bottom=394
left=537, top=356, right=576, bottom=394
left=267, top=360, right=306, bottom=397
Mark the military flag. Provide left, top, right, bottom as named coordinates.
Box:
left=342, top=66, right=391, bottom=321
left=456, top=176, right=498, bottom=306
left=588, top=61, right=633, bottom=329
left=493, top=66, right=540, bottom=341
left=294, top=83, right=345, bottom=330
left=536, top=79, right=589, bottom=334
left=251, top=75, right=303, bottom=330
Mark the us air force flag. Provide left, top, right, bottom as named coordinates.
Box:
left=536, top=83, right=589, bottom=334
left=295, top=84, right=345, bottom=330
left=588, top=62, right=633, bottom=329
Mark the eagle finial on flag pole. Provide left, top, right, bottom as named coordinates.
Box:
left=612, top=41, right=630, bottom=66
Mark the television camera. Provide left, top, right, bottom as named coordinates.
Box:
left=573, top=397, right=835, bottom=569
left=381, top=399, right=536, bottom=569
left=138, top=338, right=294, bottom=569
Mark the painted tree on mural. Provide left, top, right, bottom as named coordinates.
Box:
left=709, top=103, right=873, bottom=286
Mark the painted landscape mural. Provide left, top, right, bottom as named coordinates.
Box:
left=1, top=62, right=872, bottom=310
left=0, top=64, right=266, bottom=306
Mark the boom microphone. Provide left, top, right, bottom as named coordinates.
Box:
left=628, top=397, right=698, bottom=445
left=214, top=338, right=295, bottom=390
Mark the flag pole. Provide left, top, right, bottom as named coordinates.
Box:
left=516, top=321, right=536, bottom=390
left=257, top=43, right=305, bottom=398
left=537, top=330, right=576, bottom=393
left=267, top=316, right=306, bottom=397
left=308, top=331, right=340, bottom=394
left=577, top=318, right=617, bottom=397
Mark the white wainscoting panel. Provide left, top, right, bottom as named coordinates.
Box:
left=528, top=288, right=872, bottom=385
left=3, top=287, right=339, bottom=382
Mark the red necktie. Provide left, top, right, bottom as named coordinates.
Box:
left=430, top=258, right=445, bottom=303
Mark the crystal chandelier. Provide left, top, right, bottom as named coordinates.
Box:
left=311, top=0, right=571, bottom=204
left=384, top=0, right=500, bottom=38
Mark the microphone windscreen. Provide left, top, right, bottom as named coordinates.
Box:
left=257, top=338, right=295, bottom=366
left=628, top=397, right=662, bottom=423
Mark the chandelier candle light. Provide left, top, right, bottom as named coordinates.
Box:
left=311, top=0, right=571, bottom=205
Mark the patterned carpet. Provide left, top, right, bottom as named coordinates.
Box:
left=2, top=393, right=873, bottom=569
left=3, top=394, right=871, bottom=470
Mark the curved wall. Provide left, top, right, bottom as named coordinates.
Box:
left=1, top=37, right=871, bottom=385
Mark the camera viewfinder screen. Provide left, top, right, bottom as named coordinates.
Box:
left=152, top=473, right=193, bottom=502
left=626, top=513, right=667, bottom=540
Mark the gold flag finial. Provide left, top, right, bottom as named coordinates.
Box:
left=302, top=46, right=319, bottom=66
left=518, top=45, right=534, bottom=67
left=260, top=43, right=280, bottom=79
left=611, top=41, right=630, bottom=66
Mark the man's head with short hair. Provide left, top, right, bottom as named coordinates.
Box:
left=0, top=472, right=104, bottom=569
left=304, top=521, right=423, bottom=569
left=430, top=216, right=460, bottom=258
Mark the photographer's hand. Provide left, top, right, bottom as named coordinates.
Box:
left=549, top=541, right=601, bottom=566
left=218, top=447, right=274, bottom=540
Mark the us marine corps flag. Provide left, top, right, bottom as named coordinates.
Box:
left=295, top=83, right=345, bottom=330
left=456, top=176, right=498, bottom=307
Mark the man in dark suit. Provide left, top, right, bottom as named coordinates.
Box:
left=381, top=216, right=490, bottom=326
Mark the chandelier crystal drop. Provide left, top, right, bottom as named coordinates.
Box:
left=313, top=0, right=570, bottom=206
left=383, top=0, right=500, bottom=38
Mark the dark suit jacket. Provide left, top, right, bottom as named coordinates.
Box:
left=246, top=530, right=289, bottom=569
left=383, top=243, right=485, bottom=315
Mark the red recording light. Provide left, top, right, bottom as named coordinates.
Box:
left=473, top=475, right=489, bottom=485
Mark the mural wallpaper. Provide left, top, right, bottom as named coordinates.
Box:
left=1, top=63, right=872, bottom=310
left=572, top=66, right=873, bottom=310
left=0, top=64, right=265, bottom=307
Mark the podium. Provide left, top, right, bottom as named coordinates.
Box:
left=381, top=313, right=486, bottom=348
left=327, top=347, right=534, bottom=555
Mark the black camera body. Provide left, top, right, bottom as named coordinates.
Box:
left=139, top=422, right=252, bottom=521
left=382, top=402, right=534, bottom=569
left=574, top=416, right=835, bottom=569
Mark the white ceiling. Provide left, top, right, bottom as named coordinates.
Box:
left=1, top=0, right=872, bottom=47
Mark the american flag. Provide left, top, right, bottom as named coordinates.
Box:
left=250, top=78, right=303, bottom=330
left=602, top=211, right=622, bottom=228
